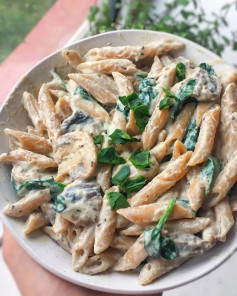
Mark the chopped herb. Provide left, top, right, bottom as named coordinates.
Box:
left=176, top=62, right=186, bottom=81
left=94, top=135, right=104, bottom=144
left=133, top=105, right=150, bottom=131
left=171, top=79, right=197, bottom=119
left=199, top=63, right=216, bottom=75
left=183, top=120, right=199, bottom=151
left=201, top=156, right=222, bottom=195
left=109, top=129, right=140, bottom=145
left=159, top=87, right=178, bottom=110
left=121, top=176, right=146, bottom=192
left=98, top=146, right=126, bottom=165
left=129, top=150, right=152, bottom=169
left=112, top=165, right=130, bottom=185
left=116, top=101, right=130, bottom=121
left=144, top=199, right=177, bottom=260
left=74, top=86, right=97, bottom=102
left=54, top=195, right=66, bottom=213
left=51, top=70, right=67, bottom=91
left=119, top=92, right=141, bottom=109
left=107, top=192, right=130, bottom=210
left=12, top=177, right=65, bottom=199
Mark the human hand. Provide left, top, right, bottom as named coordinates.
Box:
left=2, top=225, right=162, bottom=296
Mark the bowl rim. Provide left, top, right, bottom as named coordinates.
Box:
left=0, top=29, right=236, bottom=294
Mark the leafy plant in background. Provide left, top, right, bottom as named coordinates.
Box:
left=87, top=0, right=237, bottom=57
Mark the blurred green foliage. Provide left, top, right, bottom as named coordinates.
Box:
left=0, top=0, right=56, bottom=63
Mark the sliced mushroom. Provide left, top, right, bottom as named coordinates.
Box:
left=54, top=131, right=97, bottom=181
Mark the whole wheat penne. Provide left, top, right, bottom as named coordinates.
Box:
left=53, top=213, right=71, bottom=234
left=96, top=164, right=112, bottom=193
left=127, top=110, right=141, bottom=136
left=112, top=72, right=134, bottom=96
left=188, top=105, right=220, bottom=166
left=116, top=215, right=131, bottom=229
left=72, top=225, right=95, bottom=271
left=230, top=199, right=237, bottom=212
left=0, top=148, right=57, bottom=169
left=114, top=233, right=147, bottom=271
left=148, top=56, right=163, bottom=79
left=22, top=91, right=46, bottom=135
left=43, top=226, right=71, bottom=253
left=110, top=109, right=127, bottom=133
left=129, top=151, right=192, bottom=207
left=68, top=73, right=118, bottom=105
left=120, top=224, right=149, bottom=236
left=78, top=59, right=137, bottom=75
left=4, top=129, right=52, bottom=155
left=195, top=101, right=215, bottom=127
left=41, top=202, right=56, bottom=225
left=94, top=186, right=119, bottom=254
left=160, top=54, right=174, bottom=66
left=201, top=208, right=216, bottom=242
left=3, top=189, right=51, bottom=217
left=84, top=39, right=184, bottom=61
left=62, top=49, right=83, bottom=70
left=203, top=151, right=237, bottom=208
left=24, top=212, right=49, bottom=235
left=138, top=257, right=186, bottom=285
left=187, top=167, right=205, bottom=211
left=219, top=69, right=237, bottom=94
left=38, top=84, right=62, bottom=141
left=117, top=201, right=195, bottom=225
left=55, top=97, right=72, bottom=120
left=111, top=234, right=137, bottom=251
left=49, top=89, right=68, bottom=99
left=80, top=249, right=122, bottom=275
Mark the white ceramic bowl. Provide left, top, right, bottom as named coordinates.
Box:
left=0, top=30, right=236, bottom=295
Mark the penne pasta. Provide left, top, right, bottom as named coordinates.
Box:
left=24, top=212, right=49, bottom=235
left=62, top=49, right=84, bottom=70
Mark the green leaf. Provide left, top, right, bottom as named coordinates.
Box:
left=144, top=199, right=177, bottom=259
left=89, top=5, right=99, bottom=16
left=107, top=192, right=130, bottom=210
left=98, top=147, right=126, bottom=165
left=121, top=176, right=146, bottom=192
left=233, top=41, right=237, bottom=51
left=74, top=86, right=96, bottom=102
left=138, top=77, right=158, bottom=110
left=54, top=195, right=66, bottom=213
left=129, top=150, right=152, bottom=169
left=201, top=156, right=222, bottom=195
left=176, top=62, right=186, bottom=81
left=161, top=88, right=178, bottom=100
left=109, top=129, right=140, bottom=145
left=133, top=105, right=150, bottom=131
left=183, top=120, right=199, bottom=151
left=159, top=96, right=172, bottom=110
left=119, top=92, right=141, bottom=109
left=177, top=0, right=189, bottom=5
left=171, top=79, right=197, bottom=119
left=221, top=4, right=231, bottom=10
left=51, top=71, right=67, bottom=91
left=112, top=165, right=130, bottom=186
left=116, top=101, right=130, bottom=122
left=94, top=135, right=104, bottom=144
left=199, top=63, right=216, bottom=75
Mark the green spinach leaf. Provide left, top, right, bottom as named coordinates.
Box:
left=107, top=192, right=130, bottom=210
left=133, top=105, right=150, bottom=131
left=144, top=199, right=177, bottom=260
left=201, top=156, right=222, bottom=195
left=183, top=120, right=199, bottom=151
left=138, top=77, right=158, bottom=110
left=98, top=147, right=126, bottom=165
left=159, top=87, right=178, bottom=110
left=119, top=92, right=141, bottom=109
left=54, top=195, right=66, bottom=213
left=116, top=101, right=130, bottom=121
left=94, top=135, right=104, bottom=144
left=109, top=129, right=140, bottom=145
left=199, top=63, right=216, bottom=75
left=74, top=86, right=97, bottom=102
left=129, top=150, right=152, bottom=169
left=121, top=176, right=146, bottom=192
left=176, top=62, right=186, bottom=81
left=51, top=70, right=67, bottom=91
left=112, top=165, right=130, bottom=185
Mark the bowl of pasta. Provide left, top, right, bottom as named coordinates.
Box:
left=0, top=29, right=237, bottom=294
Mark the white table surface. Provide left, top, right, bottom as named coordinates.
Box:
left=0, top=0, right=236, bottom=295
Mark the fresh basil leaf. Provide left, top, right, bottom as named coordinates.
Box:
left=112, top=165, right=130, bottom=185
left=138, top=77, right=158, bottom=110
left=199, top=63, right=216, bottom=75
left=119, top=92, right=141, bottom=109
left=107, top=192, right=130, bottom=210
left=201, top=156, right=222, bottom=195
left=176, top=62, right=186, bottom=81
left=98, top=146, right=126, bottom=165
left=109, top=129, right=140, bottom=145
left=171, top=79, right=197, bottom=119
left=54, top=195, right=66, bottom=213
left=74, top=86, right=97, bottom=101
left=134, top=105, right=150, bottom=131
left=129, top=150, right=152, bottom=169
left=183, top=120, right=199, bottom=151
left=94, top=135, right=104, bottom=144
left=12, top=177, right=65, bottom=199
left=51, top=70, right=67, bottom=91
left=144, top=199, right=177, bottom=259
left=121, top=176, right=146, bottom=192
